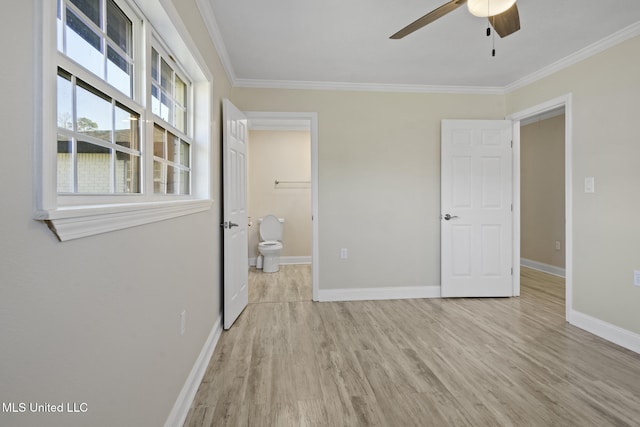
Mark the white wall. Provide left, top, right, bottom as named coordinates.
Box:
left=0, top=1, right=230, bottom=426
left=248, top=130, right=311, bottom=259
left=507, top=35, right=640, bottom=334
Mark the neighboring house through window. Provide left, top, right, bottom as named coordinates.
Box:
left=35, top=0, right=212, bottom=241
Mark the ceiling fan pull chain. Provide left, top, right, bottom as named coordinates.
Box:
left=492, top=28, right=496, bottom=56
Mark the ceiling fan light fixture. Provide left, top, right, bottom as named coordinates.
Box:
left=467, top=0, right=516, bottom=17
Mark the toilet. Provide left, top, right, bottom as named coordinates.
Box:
left=258, top=215, right=284, bottom=273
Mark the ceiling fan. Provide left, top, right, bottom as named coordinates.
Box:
left=390, top=0, right=521, bottom=40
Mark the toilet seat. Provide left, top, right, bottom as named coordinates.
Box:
left=259, top=240, right=281, bottom=246
left=259, top=241, right=282, bottom=250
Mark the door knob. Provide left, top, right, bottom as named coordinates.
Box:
left=220, top=221, right=240, bottom=228
left=443, top=214, right=459, bottom=221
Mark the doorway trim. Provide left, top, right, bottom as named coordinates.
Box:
left=244, top=111, right=320, bottom=301
left=507, top=93, right=573, bottom=322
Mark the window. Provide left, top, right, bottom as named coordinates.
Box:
left=57, top=0, right=134, bottom=97
left=36, top=0, right=213, bottom=241
left=150, top=46, right=192, bottom=195
left=57, top=69, right=141, bottom=194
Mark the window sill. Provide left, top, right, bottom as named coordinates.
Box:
left=35, top=199, right=213, bottom=241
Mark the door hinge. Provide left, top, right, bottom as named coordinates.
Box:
left=511, top=203, right=513, bottom=212
left=511, top=267, right=513, bottom=275
left=511, top=140, right=513, bottom=148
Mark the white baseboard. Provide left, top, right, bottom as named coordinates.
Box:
left=318, top=286, right=441, bottom=302
left=249, top=256, right=311, bottom=266
left=570, top=310, right=640, bottom=355
left=521, top=258, right=566, bottom=278
left=164, top=315, right=223, bottom=427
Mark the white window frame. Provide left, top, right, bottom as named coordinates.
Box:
left=35, top=0, right=213, bottom=241
left=149, top=40, right=193, bottom=196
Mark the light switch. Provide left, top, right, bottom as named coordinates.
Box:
left=584, top=177, right=595, bottom=193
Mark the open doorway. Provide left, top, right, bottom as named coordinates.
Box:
left=519, top=107, right=567, bottom=312
left=509, top=94, right=573, bottom=322
left=245, top=112, right=319, bottom=302
left=520, top=107, right=566, bottom=277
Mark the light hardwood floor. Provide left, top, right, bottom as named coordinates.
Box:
left=249, top=265, right=312, bottom=304
left=184, top=266, right=640, bottom=426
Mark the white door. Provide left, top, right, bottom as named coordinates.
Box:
left=441, top=120, right=513, bottom=297
left=222, top=99, right=249, bottom=329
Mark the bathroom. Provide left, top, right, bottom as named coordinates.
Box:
left=247, top=126, right=312, bottom=275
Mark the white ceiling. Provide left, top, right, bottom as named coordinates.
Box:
left=203, top=0, right=640, bottom=92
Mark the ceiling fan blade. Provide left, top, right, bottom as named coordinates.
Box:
left=390, top=0, right=467, bottom=39
left=489, top=3, right=520, bottom=38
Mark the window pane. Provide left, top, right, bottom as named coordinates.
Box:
left=166, top=165, right=177, bottom=194
left=115, top=104, right=139, bottom=151
left=167, top=132, right=178, bottom=163
left=77, top=141, right=111, bottom=193
left=153, top=161, right=165, bottom=193
left=57, top=71, right=74, bottom=130
left=179, top=140, right=189, bottom=167
left=175, top=106, right=186, bottom=133
left=57, top=134, right=74, bottom=193
left=151, top=48, right=159, bottom=82
left=76, top=83, right=112, bottom=142
left=175, top=75, right=187, bottom=132
left=160, top=92, right=172, bottom=123
left=66, top=9, right=103, bottom=78
left=106, top=0, right=131, bottom=54
left=153, top=125, right=165, bottom=157
left=57, top=0, right=64, bottom=51
left=107, top=46, right=132, bottom=96
left=151, top=84, right=161, bottom=116
left=175, top=75, right=186, bottom=106
left=115, top=151, right=140, bottom=193
left=160, top=58, right=173, bottom=92
left=69, top=0, right=100, bottom=26
left=180, top=171, right=190, bottom=195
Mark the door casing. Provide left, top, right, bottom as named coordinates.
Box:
left=244, top=111, right=320, bottom=301
left=508, top=94, right=573, bottom=322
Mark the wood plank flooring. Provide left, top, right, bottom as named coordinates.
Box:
left=184, top=267, right=640, bottom=426
left=249, top=265, right=312, bottom=303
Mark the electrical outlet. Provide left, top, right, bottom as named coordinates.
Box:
left=584, top=177, right=595, bottom=193
left=180, top=310, right=186, bottom=335
left=634, top=271, right=640, bottom=287
left=340, top=248, right=348, bottom=259
left=555, top=241, right=561, bottom=251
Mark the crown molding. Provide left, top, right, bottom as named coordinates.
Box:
left=504, top=21, right=640, bottom=94
left=233, top=78, right=506, bottom=95
left=196, top=4, right=640, bottom=96
left=194, top=0, right=238, bottom=85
